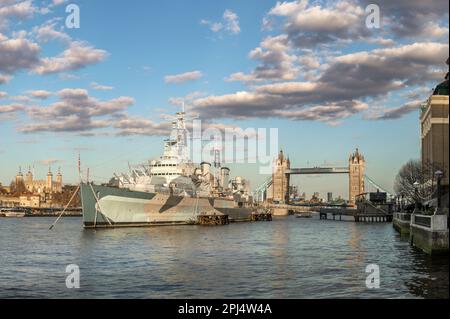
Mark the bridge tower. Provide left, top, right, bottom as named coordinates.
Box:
left=349, top=148, right=365, bottom=205
left=272, top=150, right=290, bottom=203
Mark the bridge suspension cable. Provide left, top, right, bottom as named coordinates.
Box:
left=364, top=175, right=393, bottom=197
left=253, top=177, right=273, bottom=202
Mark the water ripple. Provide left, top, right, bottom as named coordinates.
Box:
left=0, top=216, right=448, bottom=298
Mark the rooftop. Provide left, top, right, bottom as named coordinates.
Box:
left=433, top=79, right=449, bottom=96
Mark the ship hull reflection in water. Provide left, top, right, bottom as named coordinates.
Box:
left=0, top=216, right=448, bottom=298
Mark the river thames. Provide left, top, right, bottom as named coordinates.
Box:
left=0, top=215, right=448, bottom=299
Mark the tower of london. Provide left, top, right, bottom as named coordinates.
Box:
left=15, top=167, right=63, bottom=194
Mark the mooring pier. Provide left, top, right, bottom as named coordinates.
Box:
left=318, top=208, right=393, bottom=222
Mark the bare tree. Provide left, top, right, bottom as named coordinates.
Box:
left=0, top=183, right=7, bottom=195
left=394, top=159, right=438, bottom=203
left=51, top=185, right=81, bottom=207
left=422, top=159, right=447, bottom=195
left=9, top=180, right=27, bottom=195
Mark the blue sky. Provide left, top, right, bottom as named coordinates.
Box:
left=0, top=0, right=448, bottom=198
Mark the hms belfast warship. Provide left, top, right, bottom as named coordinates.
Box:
left=80, top=108, right=256, bottom=228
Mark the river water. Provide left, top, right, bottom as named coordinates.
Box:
left=0, top=216, right=448, bottom=299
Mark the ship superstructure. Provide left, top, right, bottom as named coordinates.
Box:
left=114, top=107, right=250, bottom=200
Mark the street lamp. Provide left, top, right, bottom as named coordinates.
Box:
left=413, top=181, right=420, bottom=212
left=435, top=170, right=444, bottom=214
left=401, top=193, right=405, bottom=212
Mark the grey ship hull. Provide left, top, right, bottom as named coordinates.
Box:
left=80, top=183, right=254, bottom=228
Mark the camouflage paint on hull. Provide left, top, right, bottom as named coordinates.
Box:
left=80, top=183, right=254, bottom=228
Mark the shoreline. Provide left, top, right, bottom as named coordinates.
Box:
left=0, top=213, right=82, bottom=218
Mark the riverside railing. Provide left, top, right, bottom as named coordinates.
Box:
left=393, top=212, right=411, bottom=222
left=413, top=215, right=431, bottom=228
left=411, top=214, right=448, bottom=231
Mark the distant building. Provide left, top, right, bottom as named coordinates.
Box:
left=289, top=185, right=298, bottom=199
left=0, top=196, right=20, bottom=207
left=420, top=63, right=449, bottom=189
left=15, top=166, right=63, bottom=194
left=0, top=182, right=9, bottom=194
left=309, top=192, right=322, bottom=203
left=327, top=192, right=333, bottom=203
left=19, top=195, right=41, bottom=208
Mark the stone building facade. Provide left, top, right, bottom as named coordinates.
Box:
left=420, top=79, right=449, bottom=188
left=348, top=148, right=365, bottom=205
left=271, top=150, right=290, bottom=203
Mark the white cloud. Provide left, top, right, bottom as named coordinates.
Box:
left=59, top=73, right=80, bottom=80
left=0, top=0, right=36, bottom=30
left=0, top=103, right=25, bottom=113
left=368, top=37, right=395, bottom=47
left=52, top=0, right=67, bottom=6
left=0, top=74, right=12, bottom=84
left=201, top=9, right=240, bottom=35
left=33, top=22, right=71, bottom=43
left=268, top=1, right=367, bottom=47
left=37, top=158, right=60, bottom=166
left=0, top=0, right=35, bottom=20
left=223, top=9, right=240, bottom=34
left=267, top=0, right=449, bottom=49
left=269, top=0, right=308, bottom=16
left=35, top=41, right=108, bottom=75
left=225, top=72, right=261, bottom=83
left=10, top=95, right=32, bottom=103
left=299, top=55, right=320, bottom=70
left=27, top=89, right=52, bottom=99
left=164, top=70, right=203, bottom=84
left=364, top=100, right=423, bottom=120
left=168, top=91, right=207, bottom=106
left=226, top=35, right=298, bottom=83
left=201, top=20, right=223, bottom=33
left=192, top=42, right=449, bottom=122
left=21, top=88, right=135, bottom=134
left=0, top=37, right=41, bottom=74
left=274, top=100, right=369, bottom=123
left=91, top=82, right=114, bottom=91
left=112, top=114, right=171, bottom=136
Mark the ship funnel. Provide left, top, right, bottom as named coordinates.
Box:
left=201, top=162, right=211, bottom=176
left=220, top=167, right=230, bottom=190
left=194, top=167, right=202, bottom=176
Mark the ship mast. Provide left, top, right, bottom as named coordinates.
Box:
left=213, top=134, right=222, bottom=192
left=175, top=101, right=188, bottom=162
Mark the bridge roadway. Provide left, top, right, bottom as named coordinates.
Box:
left=286, top=167, right=350, bottom=175
left=265, top=204, right=317, bottom=213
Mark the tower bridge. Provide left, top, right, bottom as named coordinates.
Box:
left=254, top=148, right=366, bottom=206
